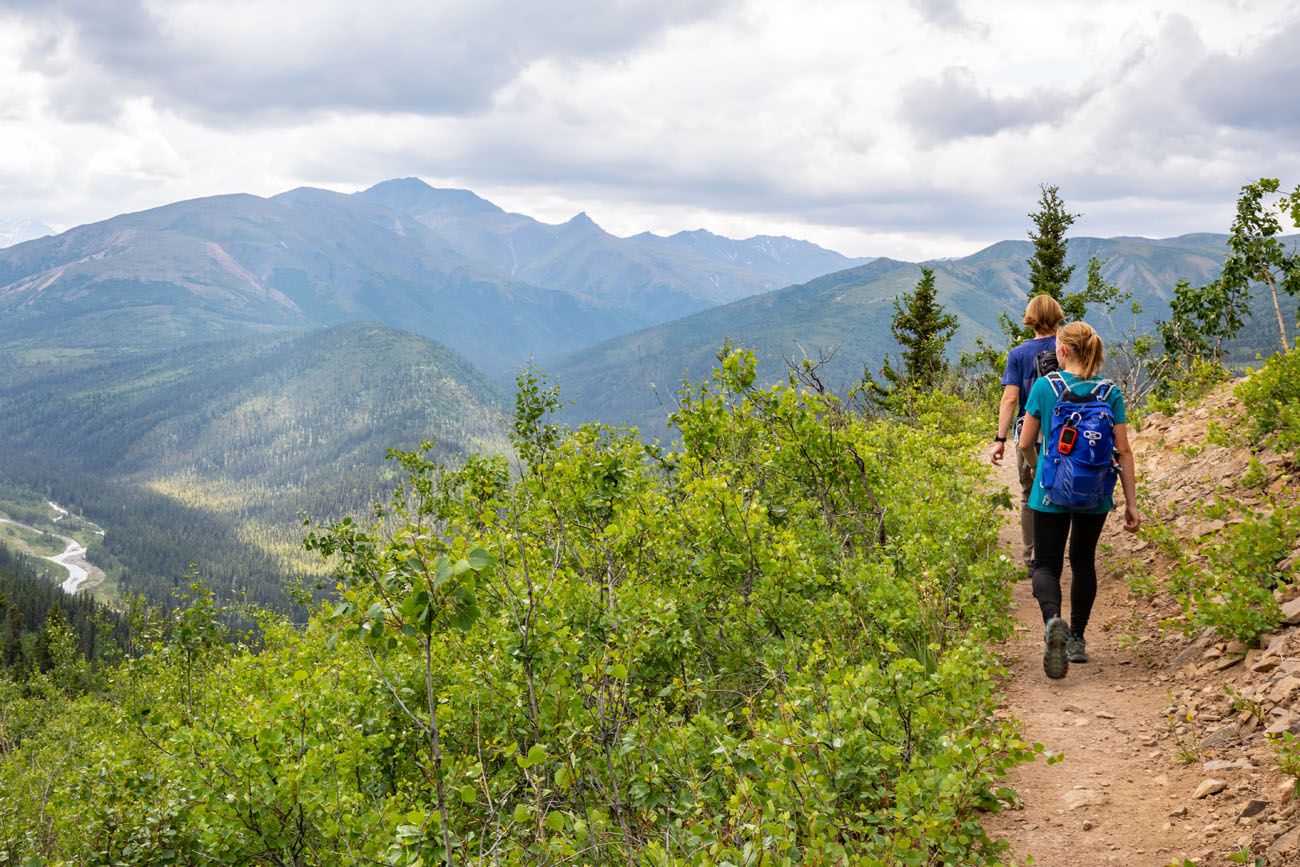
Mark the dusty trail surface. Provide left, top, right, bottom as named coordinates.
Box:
left=985, top=456, right=1207, bottom=866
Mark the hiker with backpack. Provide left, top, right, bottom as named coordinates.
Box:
left=989, top=295, right=1067, bottom=573
left=1018, top=321, right=1140, bottom=679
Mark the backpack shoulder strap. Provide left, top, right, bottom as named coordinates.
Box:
left=1091, top=379, right=1116, bottom=400
left=1045, top=371, right=1068, bottom=398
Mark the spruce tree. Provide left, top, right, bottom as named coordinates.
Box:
left=3, top=606, right=24, bottom=670
left=1027, top=184, right=1078, bottom=302
left=999, top=185, right=1126, bottom=346
left=888, top=266, right=959, bottom=391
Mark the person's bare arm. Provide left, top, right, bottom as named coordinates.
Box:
left=1113, top=423, right=1140, bottom=532
left=988, top=384, right=1020, bottom=465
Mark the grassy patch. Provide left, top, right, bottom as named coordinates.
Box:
left=0, top=521, right=67, bottom=558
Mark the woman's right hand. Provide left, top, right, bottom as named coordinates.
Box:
left=1124, top=502, right=1141, bottom=533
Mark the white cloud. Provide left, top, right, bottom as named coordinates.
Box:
left=0, top=0, right=1298, bottom=258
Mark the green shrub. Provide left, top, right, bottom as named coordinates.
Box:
left=1147, top=358, right=1231, bottom=416
left=0, top=352, right=1034, bottom=865
left=1237, top=348, right=1300, bottom=453
left=1275, top=732, right=1300, bottom=792
left=1172, top=504, right=1298, bottom=644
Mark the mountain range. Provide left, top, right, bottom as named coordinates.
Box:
left=1, top=176, right=1292, bottom=609
left=0, top=178, right=868, bottom=374
left=358, top=179, right=872, bottom=325
left=547, top=232, right=1292, bottom=435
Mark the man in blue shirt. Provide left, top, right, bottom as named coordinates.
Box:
left=988, top=294, right=1066, bottom=572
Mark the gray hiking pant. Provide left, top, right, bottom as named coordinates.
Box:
left=1017, top=443, right=1038, bottom=570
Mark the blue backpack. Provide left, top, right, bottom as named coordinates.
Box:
left=1038, top=372, right=1119, bottom=510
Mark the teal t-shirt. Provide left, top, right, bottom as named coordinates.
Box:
left=1025, top=371, right=1127, bottom=515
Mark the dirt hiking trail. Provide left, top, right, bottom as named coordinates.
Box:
left=985, top=450, right=1205, bottom=865
left=984, top=380, right=1300, bottom=866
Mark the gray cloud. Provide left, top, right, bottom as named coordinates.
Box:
left=2, top=0, right=734, bottom=121
left=1186, top=18, right=1300, bottom=131
left=898, top=66, right=1091, bottom=143
left=910, top=0, right=988, bottom=35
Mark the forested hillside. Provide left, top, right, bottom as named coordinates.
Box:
left=0, top=323, right=507, bottom=608
left=549, top=233, right=1298, bottom=435
left=0, top=544, right=127, bottom=677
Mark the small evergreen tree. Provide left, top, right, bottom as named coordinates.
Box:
left=1028, top=184, right=1078, bottom=301
left=888, top=267, right=959, bottom=391
left=2, top=605, right=22, bottom=670
left=1000, top=185, right=1125, bottom=345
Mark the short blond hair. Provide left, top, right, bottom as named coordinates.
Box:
left=1023, top=295, right=1066, bottom=334
left=1057, top=321, right=1105, bottom=379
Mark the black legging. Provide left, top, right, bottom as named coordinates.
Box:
left=1031, top=509, right=1108, bottom=636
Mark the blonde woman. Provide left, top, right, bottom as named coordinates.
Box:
left=1018, top=321, right=1140, bottom=679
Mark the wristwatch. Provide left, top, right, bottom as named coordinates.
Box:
left=994, top=435, right=1007, bottom=443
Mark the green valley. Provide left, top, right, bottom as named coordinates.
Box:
left=0, top=322, right=507, bottom=608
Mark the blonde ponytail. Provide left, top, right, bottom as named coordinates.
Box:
left=1056, top=321, right=1105, bottom=378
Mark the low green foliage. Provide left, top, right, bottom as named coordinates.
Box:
left=1272, top=732, right=1300, bottom=799
left=0, top=352, right=1032, bottom=865
left=1237, top=348, right=1300, bottom=453
left=1145, top=358, right=1231, bottom=416
left=1120, top=559, right=1159, bottom=599
left=1164, top=501, right=1298, bottom=645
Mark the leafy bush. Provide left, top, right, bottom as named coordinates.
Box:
left=1273, top=732, right=1300, bottom=799
left=1168, top=503, right=1298, bottom=645
left=1145, top=358, right=1231, bottom=417
left=1237, top=348, right=1300, bottom=453
left=0, top=351, right=1033, bottom=865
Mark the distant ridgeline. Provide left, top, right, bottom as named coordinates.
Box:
left=0, top=176, right=1293, bottom=610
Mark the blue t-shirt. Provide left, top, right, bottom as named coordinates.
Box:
left=1025, top=371, right=1127, bottom=515
left=1003, top=336, right=1057, bottom=414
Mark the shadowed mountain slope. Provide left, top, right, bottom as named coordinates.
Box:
left=548, top=232, right=1295, bottom=436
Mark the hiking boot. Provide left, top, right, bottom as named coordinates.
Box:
left=1043, top=616, right=1069, bottom=679
left=1067, top=633, right=1089, bottom=663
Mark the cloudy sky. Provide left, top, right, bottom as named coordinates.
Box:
left=1, top=0, right=1297, bottom=259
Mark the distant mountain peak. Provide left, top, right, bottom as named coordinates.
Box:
left=0, top=218, right=53, bottom=249
left=359, top=178, right=504, bottom=216
left=566, top=211, right=598, bottom=227
left=365, top=177, right=433, bottom=194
